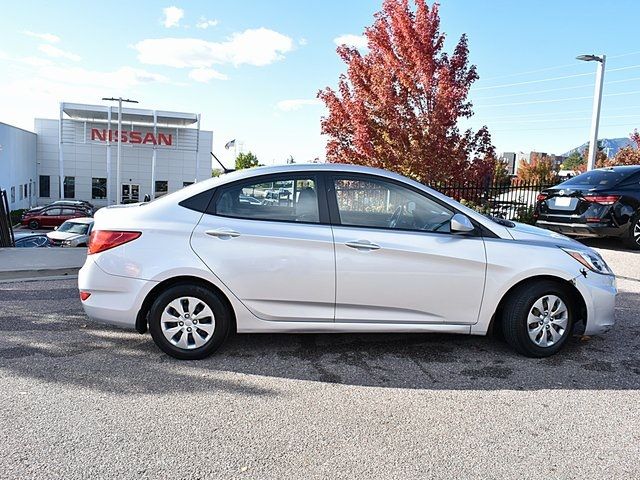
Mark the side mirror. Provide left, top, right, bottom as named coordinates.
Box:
left=53, top=226, right=58, bottom=230
left=450, top=213, right=474, bottom=234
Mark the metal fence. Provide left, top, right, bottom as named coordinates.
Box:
left=0, top=190, right=15, bottom=247
left=429, top=179, right=559, bottom=220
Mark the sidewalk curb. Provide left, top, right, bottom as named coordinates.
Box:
left=0, top=268, right=80, bottom=282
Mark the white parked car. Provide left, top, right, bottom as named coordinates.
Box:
left=47, top=217, right=94, bottom=247
left=78, top=164, right=616, bottom=360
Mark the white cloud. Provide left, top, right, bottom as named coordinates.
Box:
left=298, top=38, right=308, bottom=46
left=23, top=30, right=60, bottom=43
left=134, top=28, right=293, bottom=68
left=188, top=67, right=227, bottom=82
left=38, top=44, right=81, bottom=62
left=20, top=56, right=54, bottom=67
left=276, top=99, right=322, bottom=111
left=162, top=6, right=184, bottom=28
left=37, top=65, right=168, bottom=89
left=333, top=34, right=368, bottom=50
left=196, top=17, right=219, bottom=29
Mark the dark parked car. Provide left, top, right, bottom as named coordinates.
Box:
left=23, top=200, right=94, bottom=217
left=13, top=232, right=51, bottom=248
left=535, top=166, right=640, bottom=249
left=20, top=206, right=89, bottom=230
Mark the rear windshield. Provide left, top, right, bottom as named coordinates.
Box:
left=561, top=170, right=629, bottom=188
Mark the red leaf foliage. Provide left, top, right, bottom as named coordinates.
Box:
left=318, top=0, right=495, bottom=184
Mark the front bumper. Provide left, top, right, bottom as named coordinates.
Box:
left=574, top=271, right=617, bottom=335
left=78, top=255, right=156, bottom=330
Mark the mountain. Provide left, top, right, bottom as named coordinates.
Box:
left=562, top=137, right=634, bottom=158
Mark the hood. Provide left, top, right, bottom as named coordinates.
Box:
left=505, top=221, right=585, bottom=249
left=47, top=231, right=86, bottom=241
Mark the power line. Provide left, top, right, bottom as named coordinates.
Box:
left=472, top=72, right=594, bottom=91
left=490, top=122, right=640, bottom=133
left=483, top=104, right=640, bottom=120
left=488, top=113, right=640, bottom=125
left=476, top=89, right=640, bottom=108
left=474, top=51, right=640, bottom=84
left=473, top=76, right=640, bottom=100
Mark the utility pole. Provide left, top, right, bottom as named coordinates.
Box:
left=102, top=97, right=139, bottom=203
left=576, top=54, right=606, bottom=171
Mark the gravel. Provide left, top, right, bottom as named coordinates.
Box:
left=1, top=241, right=639, bottom=479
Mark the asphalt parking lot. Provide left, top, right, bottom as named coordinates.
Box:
left=1, top=240, right=639, bottom=479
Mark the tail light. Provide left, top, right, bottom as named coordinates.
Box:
left=536, top=193, right=548, bottom=202
left=88, top=230, right=141, bottom=255
left=79, top=291, right=91, bottom=301
left=582, top=195, right=620, bottom=205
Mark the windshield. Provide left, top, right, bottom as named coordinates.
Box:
left=58, top=222, right=90, bottom=234
left=560, top=169, right=628, bottom=188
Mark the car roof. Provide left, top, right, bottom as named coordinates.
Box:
left=594, top=165, right=640, bottom=173
left=61, top=217, right=94, bottom=224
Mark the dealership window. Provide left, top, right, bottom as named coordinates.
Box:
left=214, top=175, right=319, bottom=223
left=92, top=178, right=107, bottom=199
left=155, top=180, right=168, bottom=197
left=39, top=176, right=50, bottom=198
left=183, top=181, right=194, bottom=188
left=24, top=184, right=28, bottom=199
left=28, top=182, right=32, bottom=198
left=333, top=176, right=454, bottom=232
left=10, top=186, right=15, bottom=204
left=63, top=176, right=75, bottom=199
left=19, top=185, right=23, bottom=201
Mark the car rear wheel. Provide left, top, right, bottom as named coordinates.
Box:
left=623, top=213, right=640, bottom=250
left=502, top=280, right=574, bottom=357
left=28, top=219, right=40, bottom=230
left=148, top=284, right=231, bottom=360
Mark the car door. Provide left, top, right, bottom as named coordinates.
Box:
left=190, top=173, right=336, bottom=322
left=327, top=174, right=486, bottom=325
left=41, top=208, right=61, bottom=227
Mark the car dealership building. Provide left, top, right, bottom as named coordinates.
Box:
left=1, top=102, right=213, bottom=210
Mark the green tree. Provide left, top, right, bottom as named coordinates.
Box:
left=235, top=151, right=259, bottom=170
left=562, top=151, right=584, bottom=171
left=211, top=169, right=222, bottom=177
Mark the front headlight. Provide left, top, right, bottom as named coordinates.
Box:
left=561, top=247, right=613, bottom=275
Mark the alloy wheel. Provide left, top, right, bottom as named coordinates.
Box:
left=634, top=219, right=640, bottom=246
left=160, top=296, right=215, bottom=350
left=527, top=295, right=568, bottom=347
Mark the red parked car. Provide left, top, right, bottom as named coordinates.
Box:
left=21, top=206, right=88, bottom=230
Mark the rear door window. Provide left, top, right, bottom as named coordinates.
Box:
left=213, top=175, right=320, bottom=223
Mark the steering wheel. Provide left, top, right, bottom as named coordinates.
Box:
left=389, top=202, right=416, bottom=229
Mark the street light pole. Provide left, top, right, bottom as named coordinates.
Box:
left=576, top=54, right=606, bottom=171
left=102, top=97, right=139, bottom=203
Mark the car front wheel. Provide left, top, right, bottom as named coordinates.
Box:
left=502, top=280, right=574, bottom=357
left=148, top=284, right=231, bottom=360
left=28, top=219, right=40, bottom=230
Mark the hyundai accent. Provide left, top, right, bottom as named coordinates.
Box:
left=78, top=164, right=616, bottom=359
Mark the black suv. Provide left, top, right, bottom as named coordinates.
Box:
left=534, top=165, right=640, bottom=249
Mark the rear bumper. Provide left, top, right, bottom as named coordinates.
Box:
left=536, top=220, right=623, bottom=238
left=78, top=255, right=156, bottom=330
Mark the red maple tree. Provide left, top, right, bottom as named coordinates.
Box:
left=318, top=0, right=495, bottom=184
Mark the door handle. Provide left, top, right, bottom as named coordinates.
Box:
left=345, top=240, right=381, bottom=251
left=205, top=228, right=241, bottom=238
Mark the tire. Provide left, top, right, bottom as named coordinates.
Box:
left=622, top=213, right=640, bottom=250
left=148, top=284, right=231, bottom=360
left=28, top=219, right=40, bottom=230
left=501, top=280, right=574, bottom=358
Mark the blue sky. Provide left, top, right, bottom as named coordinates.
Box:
left=1, top=0, right=639, bottom=167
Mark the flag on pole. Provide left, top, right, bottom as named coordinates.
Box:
left=224, top=139, right=236, bottom=150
